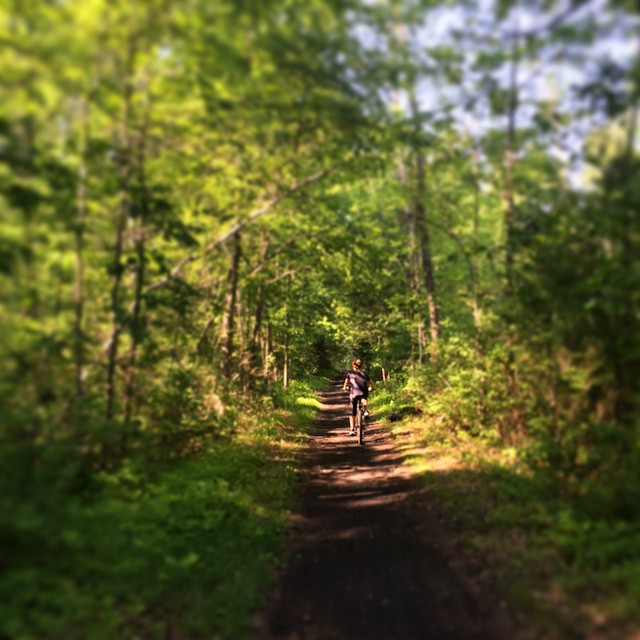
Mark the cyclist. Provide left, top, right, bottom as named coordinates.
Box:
left=342, top=358, right=374, bottom=436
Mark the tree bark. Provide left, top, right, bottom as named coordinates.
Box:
left=283, top=274, right=291, bottom=389
left=501, top=28, right=522, bottom=441
left=250, top=291, right=266, bottom=375
left=264, top=320, right=272, bottom=379
left=397, top=155, right=426, bottom=364
left=504, top=42, right=519, bottom=302
left=73, top=96, right=89, bottom=418
left=470, top=149, right=483, bottom=358
left=626, top=98, right=638, bottom=162
left=411, top=120, right=441, bottom=355
left=221, top=231, right=242, bottom=380
left=406, top=86, right=441, bottom=356
left=105, top=35, right=136, bottom=422
left=392, top=18, right=440, bottom=359
left=248, top=234, right=270, bottom=380
left=123, top=73, right=151, bottom=428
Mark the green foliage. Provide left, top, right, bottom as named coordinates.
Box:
left=1, top=0, right=640, bottom=635
left=270, top=377, right=327, bottom=414
left=0, top=410, right=306, bottom=640
left=367, top=383, right=398, bottom=417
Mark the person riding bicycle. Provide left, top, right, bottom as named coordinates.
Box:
left=342, top=358, right=374, bottom=436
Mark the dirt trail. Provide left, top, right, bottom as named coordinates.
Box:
left=255, top=377, right=523, bottom=640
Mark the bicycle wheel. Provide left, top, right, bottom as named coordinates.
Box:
left=357, top=402, right=364, bottom=445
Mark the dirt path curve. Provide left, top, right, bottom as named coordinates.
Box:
left=255, top=377, right=521, bottom=640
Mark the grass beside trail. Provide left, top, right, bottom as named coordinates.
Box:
left=380, top=408, right=640, bottom=640
left=0, top=378, right=326, bottom=640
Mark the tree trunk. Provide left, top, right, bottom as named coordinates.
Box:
left=469, top=149, right=489, bottom=422
left=237, top=291, right=249, bottom=392
left=283, top=340, right=290, bottom=389
left=247, top=235, right=270, bottom=383
left=197, top=319, right=215, bottom=357
left=73, top=96, right=89, bottom=419
left=397, top=154, right=426, bottom=365
left=105, top=35, right=136, bottom=423
left=412, top=144, right=441, bottom=355
left=407, top=91, right=441, bottom=357
left=392, top=19, right=441, bottom=359
left=104, top=189, right=129, bottom=422
left=221, top=231, right=242, bottom=380
left=502, top=32, right=522, bottom=441
left=264, top=320, right=272, bottom=379
left=283, top=274, right=292, bottom=389
left=470, top=149, right=483, bottom=358
left=123, top=74, right=151, bottom=428
left=417, top=322, right=426, bottom=364
left=250, top=289, right=266, bottom=378
left=504, top=42, right=519, bottom=303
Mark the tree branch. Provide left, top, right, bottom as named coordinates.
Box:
left=503, top=2, right=586, bottom=40
left=144, top=165, right=337, bottom=295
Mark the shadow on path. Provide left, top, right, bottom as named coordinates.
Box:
left=255, top=377, right=519, bottom=640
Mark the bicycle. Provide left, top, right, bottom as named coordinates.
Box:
left=354, top=396, right=367, bottom=446
left=342, top=359, right=374, bottom=445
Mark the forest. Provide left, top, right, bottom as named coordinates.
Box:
left=1, top=0, right=639, bottom=638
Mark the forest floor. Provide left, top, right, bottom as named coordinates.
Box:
left=253, top=377, right=539, bottom=640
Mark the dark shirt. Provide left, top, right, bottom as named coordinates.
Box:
left=345, top=370, right=369, bottom=400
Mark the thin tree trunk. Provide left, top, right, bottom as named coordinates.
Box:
left=105, top=35, right=136, bottom=422
left=264, top=320, right=272, bottom=379
left=73, top=96, right=90, bottom=417
left=237, top=292, right=248, bottom=392
left=392, top=19, right=441, bottom=358
left=625, top=45, right=640, bottom=161
left=283, top=274, right=291, bottom=389
left=251, top=290, right=266, bottom=376
left=416, top=323, right=425, bottom=364
left=626, top=100, right=638, bottom=161
left=412, top=142, right=441, bottom=354
left=221, top=231, right=242, bottom=380
left=196, top=319, right=215, bottom=356
left=104, top=185, right=129, bottom=422
left=504, top=45, right=518, bottom=302
left=407, top=91, right=441, bottom=356
left=397, top=155, right=426, bottom=365
left=248, top=234, right=270, bottom=381
left=283, top=334, right=289, bottom=388
left=123, top=73, right=151, bottom=428
left=104, top=205, right=128, bottom=421
left=252, top=294, right=265, bottom=353
left=470, top=149, right=483, bottom=358
left=502, top=28, right=522, bottom=441
left=470, top=149, right=489, bottom=422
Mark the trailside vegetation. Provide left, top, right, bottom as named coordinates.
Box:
left=1, top=0, right=639, bottom=637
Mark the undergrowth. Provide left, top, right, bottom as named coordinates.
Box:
left=380, top=376, right=640, bottom=640
left=0, top=377, right=326, bottom=640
